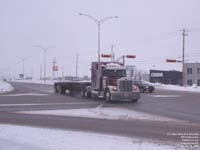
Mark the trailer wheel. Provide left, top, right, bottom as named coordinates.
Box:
left=58, top=85, right=65, bottom=95
left=105, top=90, right=111, bottom=101
left=54, top=85, right=58, bottom=93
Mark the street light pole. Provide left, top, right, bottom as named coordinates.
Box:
left=44, top=49, right=46, bottom=82
left=16, top=56, right=29, bottom=79
left=79, top=13, right=118, bottom=63
left=181, top=28, right=188, bottom=86
left=33, top=45, right=56, bottom=83
left=98, top=23, right=100, bottom=63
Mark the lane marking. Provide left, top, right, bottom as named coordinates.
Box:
left=0, top=102, right=97, bottom=107
left=150, top=95, right=182, bottom=98
left=1, top=93, right=49, bottom=96
left=18, top=85, right=53, bottom=93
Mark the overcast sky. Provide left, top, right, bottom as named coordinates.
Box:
left=0, top=0, right=200, bottom=78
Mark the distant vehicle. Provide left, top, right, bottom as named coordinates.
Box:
left=132, top=80, right=155, bottom=93
left=54, top=61, right=140, bottom=102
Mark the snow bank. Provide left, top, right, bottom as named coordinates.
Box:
left=0, top=124, right=182, bottom=150
left=0, top=80, right=13, bottom=94
left=142, top=80, right=200, bottom=92
left=19, top=107, right=182, bottom=123
left=154, top=83, right=200, bottom=93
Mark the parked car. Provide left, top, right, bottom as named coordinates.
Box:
left=132, top=80, right=155, bottom=93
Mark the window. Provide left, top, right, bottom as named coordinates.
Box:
left=187, top=68, right=192, bottom=74
left=197, top=68, right=200, bottom=74
left=197, top=79, right=200, bottom=86
left=102, top=69, right=126, bottom=78
left=187, top=79, right=193, bottom=86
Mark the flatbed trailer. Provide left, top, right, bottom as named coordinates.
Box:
left=54, top=61, right=140, bottom=102
left=54, top=81, right=91, bottom=96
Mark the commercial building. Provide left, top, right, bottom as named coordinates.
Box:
left=150, top=70, right=182, bottom=85
left=183, top=63, right=200, bottom=86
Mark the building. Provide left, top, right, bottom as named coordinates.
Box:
left=150, top=70, right=182, bottom=85
left=183, top=63, right=200, bottom=86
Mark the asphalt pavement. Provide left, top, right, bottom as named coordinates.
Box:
left=0, top=82, right=199, bottom=143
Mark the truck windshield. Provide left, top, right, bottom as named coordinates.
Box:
left=103, top=69, right=126, bottom=78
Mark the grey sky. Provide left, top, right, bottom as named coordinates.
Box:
left=0, top=0, right=200, bottom=78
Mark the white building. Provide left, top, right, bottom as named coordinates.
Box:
left=183, top=63, right=200, bottom=86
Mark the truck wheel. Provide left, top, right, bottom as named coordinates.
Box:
left=105, top=90, right=111, bottom=101
left=58, top=85, right=62, bottom=94
left=58, top=86, right=65, bottom=95
left=86, top=91, right=91, bottom=98
left=80, top=88, right=86, bottom=97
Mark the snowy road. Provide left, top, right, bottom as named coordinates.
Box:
left=0, top=82, right=200, bottom=148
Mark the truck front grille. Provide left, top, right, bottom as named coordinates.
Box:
left=118, top=80, right=132, bottom=92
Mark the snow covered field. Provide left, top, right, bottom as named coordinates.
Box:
left=0, top=80, right=13, bottom=94
left=18, top=107, right=183, bottom=123
left=0, top=124, right=183, bottom=150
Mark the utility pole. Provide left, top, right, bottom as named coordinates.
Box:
left=62, top=66, right=64, bottom=80
left=111, top=44, right=115, bottom=62
left=75, top=54, right=78, bottom=79
left=16, top=56, right=29, bottom=79
left=40, top=64, right=42, bottom=80
left=181, top=28, right=188, bottom=86
left=33, top=45, right=56, bottom=84
left=52, top=57, right=56, bottom=80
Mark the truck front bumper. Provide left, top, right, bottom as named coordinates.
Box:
left=110, top=92, right=140, bottom=101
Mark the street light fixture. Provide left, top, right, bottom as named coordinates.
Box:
left=33, top=45, right=56, bottom=83
left=116, top=55, right=136, bottom=66
left=79, top=13, right=118, bottom=63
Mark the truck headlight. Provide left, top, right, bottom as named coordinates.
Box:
left=132, top=85, right=139, bottom=92
left=112, top=87, right=117, bottom=91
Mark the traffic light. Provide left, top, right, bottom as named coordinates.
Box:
left=166, top=59, right=177, bottom=63
left=101, top=54, right=112, bottom=58
left=126, top=55, right=136, bottom=58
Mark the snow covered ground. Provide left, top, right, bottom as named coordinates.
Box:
left=18, top=106, right=183, bottom=123
left=0, top=80, right=13, bottom=94
left=0, top=124, right=183, bottom=150
left=153, top=82, right=200, bottom=93
left=142, top=80, right=200, bottom=93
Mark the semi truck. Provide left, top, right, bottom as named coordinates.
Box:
left=54, top=61, right=140, bottom=102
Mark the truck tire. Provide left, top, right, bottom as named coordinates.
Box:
left=86, top=91, right=91, bottom=98
left=105, top=90, right=111, bottom=101
left=58, top=85, right=65, bottom=95
left=80, top=87, right=86, bottom=97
